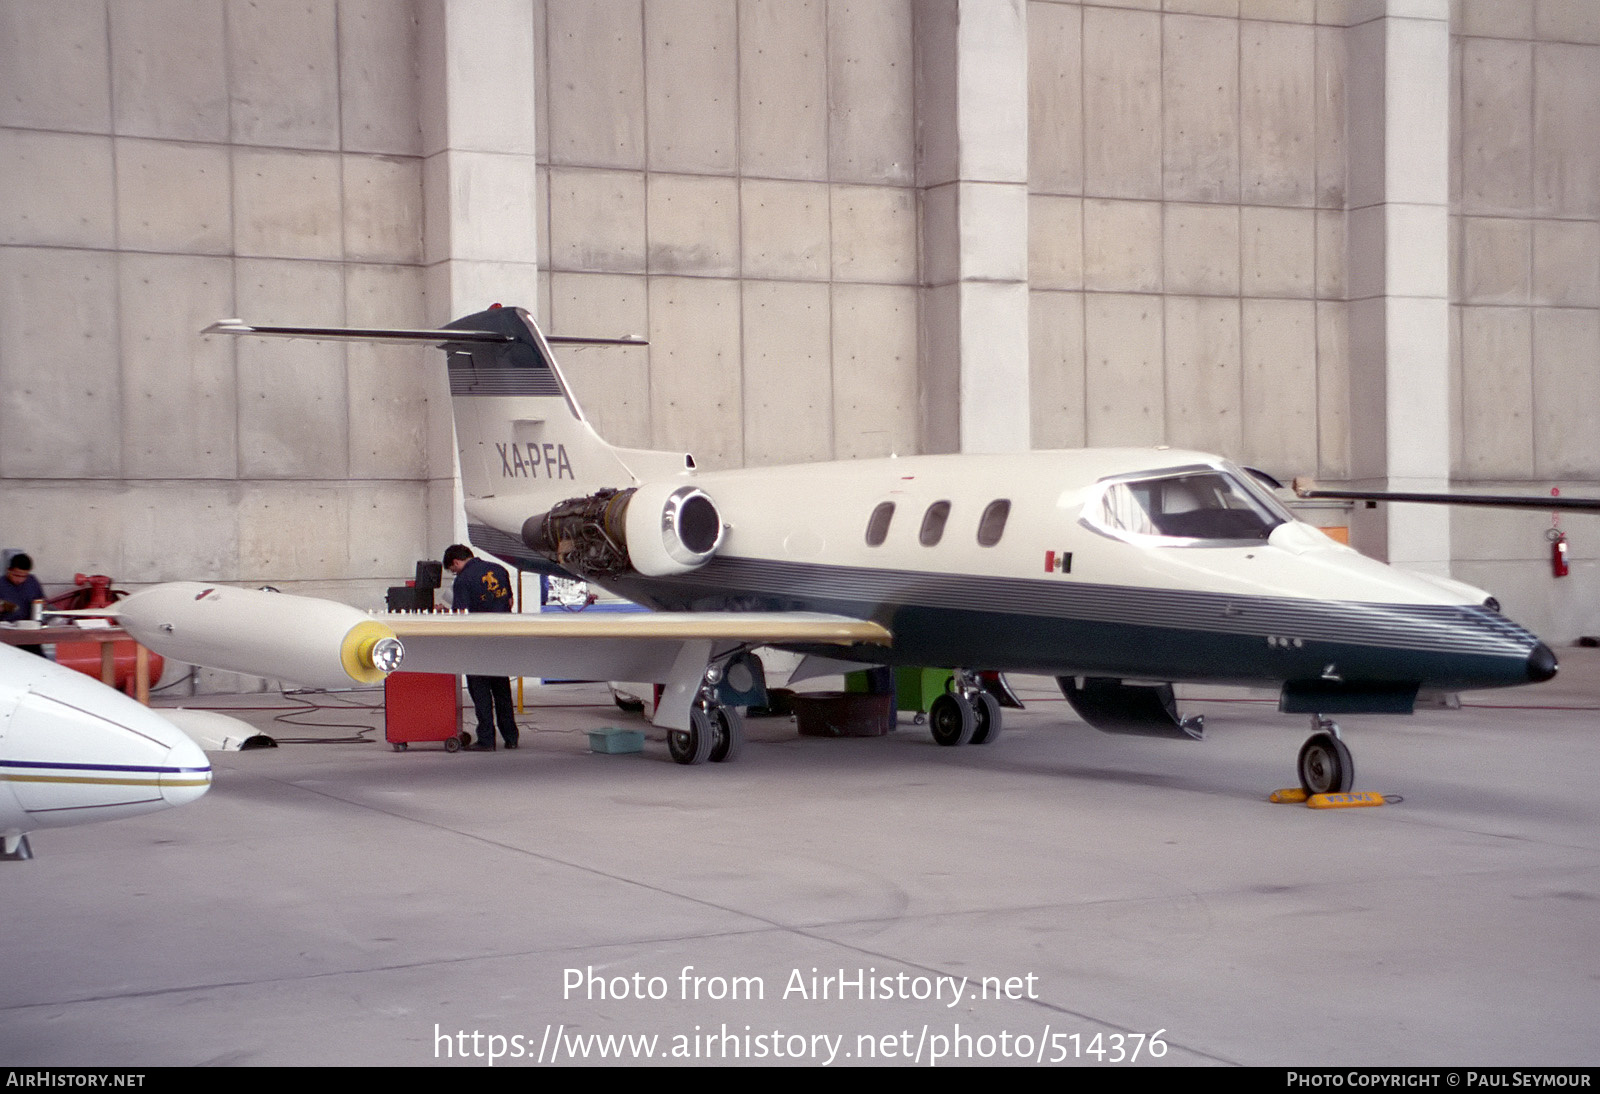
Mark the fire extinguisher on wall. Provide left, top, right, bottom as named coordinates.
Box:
left=1547, top=488, right=1569, bottom=578
left=1548, top=528, right=1570, bottom=578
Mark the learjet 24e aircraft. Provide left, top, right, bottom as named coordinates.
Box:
left=111, top=305, right=1558, bottom=795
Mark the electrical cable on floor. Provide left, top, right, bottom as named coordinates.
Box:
left=267, top=693, right=382, bottom=743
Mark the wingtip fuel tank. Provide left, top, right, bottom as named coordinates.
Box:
left=116, top=582, right=403, bottom=691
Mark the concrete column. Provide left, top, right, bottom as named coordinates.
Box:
left=418, top=0, right=542, bottom=549
left=419, top=0, right=541, bottom=320
left=917, top=0, right=1031, bottom=455
left=1345, top=0, right=1453, bottom=574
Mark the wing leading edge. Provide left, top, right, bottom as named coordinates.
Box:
left=386, top=610, right=888, bottom=681
left=383, top=611, right=889, bottom=644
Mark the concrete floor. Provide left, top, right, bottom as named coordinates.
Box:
left=4, top=655, right=1600, bottom=1067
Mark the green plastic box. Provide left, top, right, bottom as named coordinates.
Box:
left=587, top=728, right=645, bottom=754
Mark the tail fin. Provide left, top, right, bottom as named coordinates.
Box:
left=439, top=305, right=637, bottom=501
left=439, top=306, right=697, bottom=566
left=203, top=305, right=697, bottom=570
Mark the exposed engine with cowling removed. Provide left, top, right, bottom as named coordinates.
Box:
left=522, top=483, right=724, bottom=578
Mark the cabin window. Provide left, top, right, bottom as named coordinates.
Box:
left=865, top=501, right=895, bottom=546
left=1092, top=470, right=1286, bottom=544
left=920, top=501, right=951, bottom=546
left=977, top=499, right=1011, bottom=546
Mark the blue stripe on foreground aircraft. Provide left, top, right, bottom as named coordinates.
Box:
left=110, top=305, right=1563, bottom=796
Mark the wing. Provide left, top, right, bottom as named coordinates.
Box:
left=112, top=580, right=884, bottom=683
left=111, top=583, right=890, bottom=730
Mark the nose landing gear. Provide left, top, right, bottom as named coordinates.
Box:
left=1297, top=716, right=1354, bottom=795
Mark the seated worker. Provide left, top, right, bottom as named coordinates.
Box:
left=442, top=544, right=519, bottom=751
left=1, top=553, right=47, bottom=656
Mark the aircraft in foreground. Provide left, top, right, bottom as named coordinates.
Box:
left=0, top=643, right=212, bottom=860
left=109, top=305, right=1558, bottom=795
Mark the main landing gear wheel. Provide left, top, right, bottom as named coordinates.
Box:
left=669, top=705, right=717, bottom=765
left=1298, top=730, right=1354, bottom=794
left=707, top=706, right=743, bottom=763
left=929, top=693, right=976, bottom=747
left=970, top=692, right=1003, bottom=745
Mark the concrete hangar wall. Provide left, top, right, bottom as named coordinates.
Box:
left=0, top=0, right=1597, bottom=663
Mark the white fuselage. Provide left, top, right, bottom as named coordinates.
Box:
left=472, top=448, right=1547, bottom=694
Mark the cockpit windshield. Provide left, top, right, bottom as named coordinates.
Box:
left=1088, top=467, right=1289, bottom=545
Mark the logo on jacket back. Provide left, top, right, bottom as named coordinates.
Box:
left=481, top=571, right=510, bottom=605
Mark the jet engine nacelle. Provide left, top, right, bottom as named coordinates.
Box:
left=626, top=482, right=724, bottom=576
left=524, top=483, right=724, bottom=578
left=116, top=582, right=404, bottom=690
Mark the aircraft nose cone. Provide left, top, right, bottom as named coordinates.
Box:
left=160, top=734, right=213, bottom=808
left=1527, top=642, right=1559, bottom=683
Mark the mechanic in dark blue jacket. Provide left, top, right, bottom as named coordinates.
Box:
left=443, top=544, right=519, bottom=750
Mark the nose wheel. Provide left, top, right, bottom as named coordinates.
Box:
left=1298, top=718, right=1354, bottom=794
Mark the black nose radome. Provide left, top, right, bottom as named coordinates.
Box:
left=1527, top=642, right=1559, bottom=683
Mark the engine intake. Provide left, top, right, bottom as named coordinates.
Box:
left=523, top=484, right=723, bottom=578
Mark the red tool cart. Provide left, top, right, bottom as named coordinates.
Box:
left=384, top=672, right=467, bottom=752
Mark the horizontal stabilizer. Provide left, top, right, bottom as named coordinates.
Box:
left=202, top=320, right=644, bottom=347
left=1292, top=477, right=1600, bottom=512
